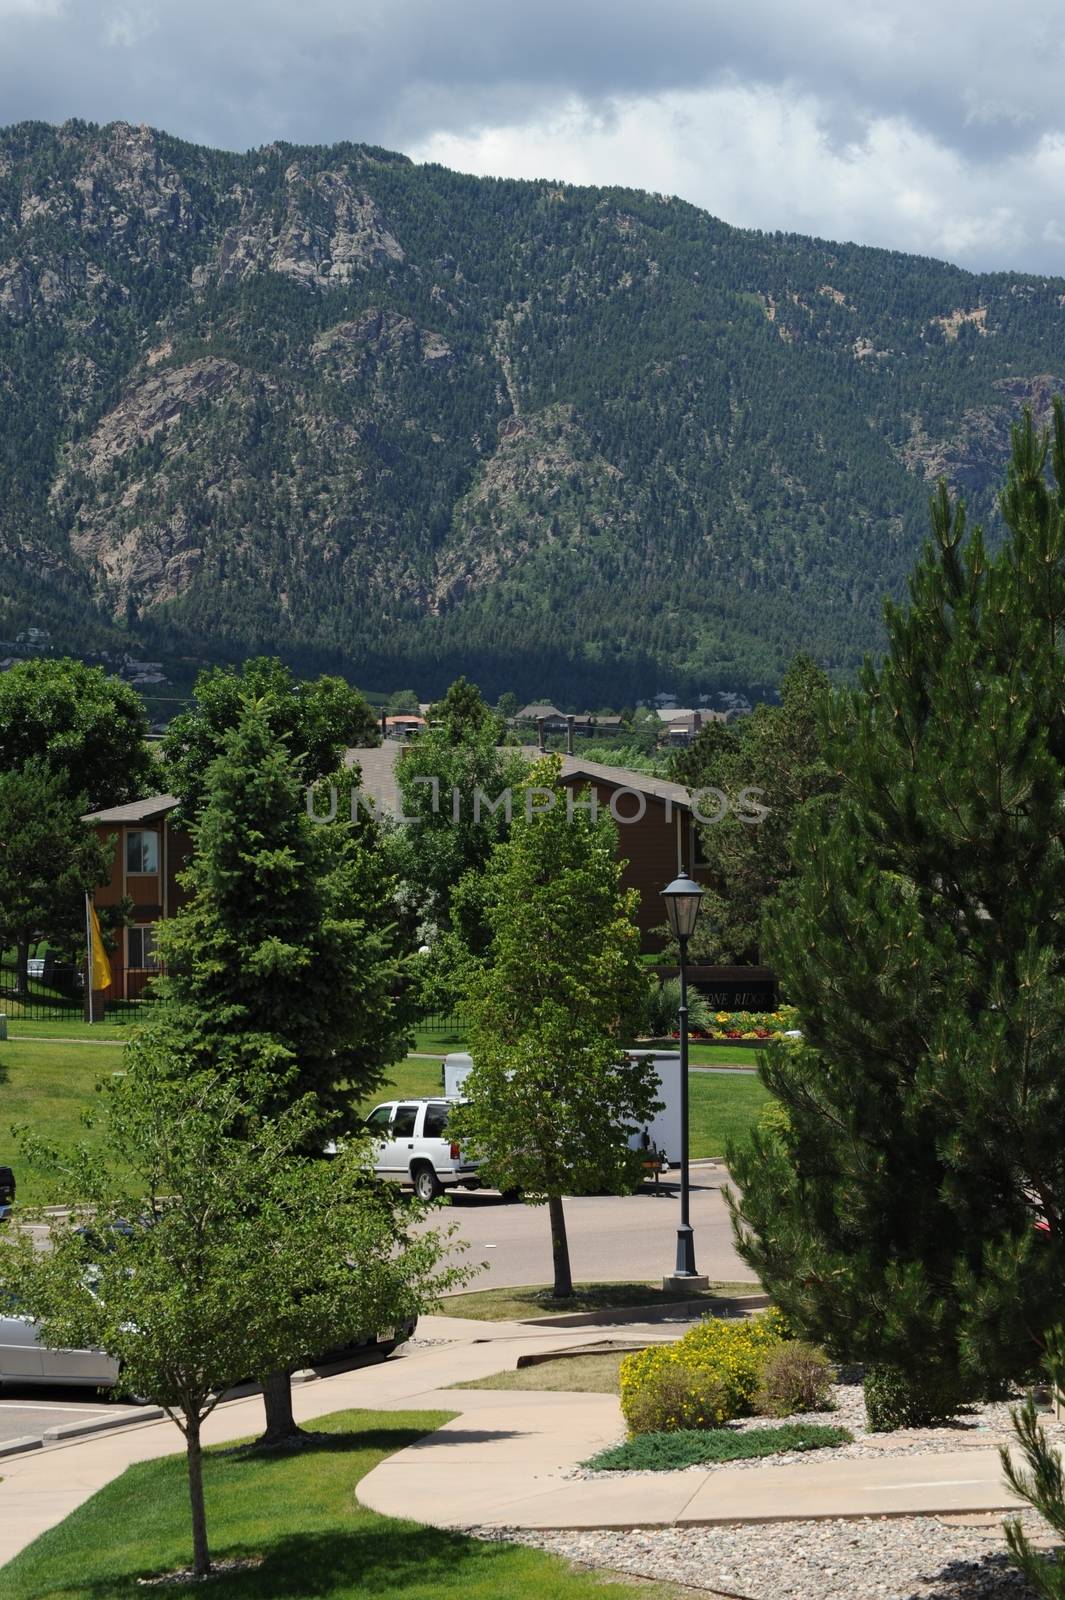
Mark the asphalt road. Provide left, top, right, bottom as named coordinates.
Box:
left=0, top=1391, right=147, bottom=1445
left=428, top=1163, right=756, bottom=1290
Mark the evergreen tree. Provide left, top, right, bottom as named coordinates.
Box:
left=667, top=658, right=836, bottom=962
left=159, top=704, right=409, bottom=1127
left=428, top=675, right=499, bottom=745
left=729, top=409, right=1065, bottom=1414
left=156, top=700, right=412, bottom=1441
left=450, top=759, right=654, bottom=1297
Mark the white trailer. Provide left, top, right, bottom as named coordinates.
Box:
left=442, top=1049, right=683, bottom=1164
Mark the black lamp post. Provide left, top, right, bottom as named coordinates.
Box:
left=661, top=869, right=705, bottom=1280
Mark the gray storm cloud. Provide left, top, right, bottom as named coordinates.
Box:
left=1, top=0, right=1064, bottom=269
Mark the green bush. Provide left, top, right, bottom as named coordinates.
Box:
left=620, top=1311, right=786, bottom=1433
left=641, top=978, right=712, bottom=1038
left=754, top=1340, right=835, bottom=1417
left=585, top=1422, right=852, bottom=1472
left=621, top=1361, right=737, bottom=1435
left=863, top=1365, right=962, bottom=1431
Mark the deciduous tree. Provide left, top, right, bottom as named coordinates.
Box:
left=162, top=656, right=378, bottom=820
left=1, top=1035, right=460, bottom=1579
left=450, top=759, right=654, bottom=1297
left=0, top=658, right=154, bottom=809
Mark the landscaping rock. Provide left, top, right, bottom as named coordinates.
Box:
left=471, top=1513, right=1052, bottom=1597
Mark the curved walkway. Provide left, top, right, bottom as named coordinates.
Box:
left=0, top=1313, right=1021, bottom=1569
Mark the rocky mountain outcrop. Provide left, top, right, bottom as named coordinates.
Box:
left=4, top=118, right=1065, bottom=699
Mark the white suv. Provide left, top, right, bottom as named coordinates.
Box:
left=363, top=1098, right=482, bottom=1201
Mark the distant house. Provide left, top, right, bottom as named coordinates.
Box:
left=656, top=708, right=729, bottom=746
left=516, top=703, right=569, bottom=734
left=83, top=795, right=187, bottom=1000
left=382, top=713, right=427, bottom=740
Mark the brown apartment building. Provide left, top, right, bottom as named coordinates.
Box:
left=83, top=794, right=187, bottom=1000
left=84, top=752, right=771, bottom=1002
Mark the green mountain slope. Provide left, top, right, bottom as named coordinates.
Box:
left=3, top=118, right=1064, bottom=701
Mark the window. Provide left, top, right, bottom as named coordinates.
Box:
left=126, top=830, right=159, bottom=874
left=391, top=1105, right=419, bottom=1139
left=127, top=926, right=158, bottom=970
left=364, top=1105, right=394, bottom=1133
left=423, top=1103, right=450, bottom=1139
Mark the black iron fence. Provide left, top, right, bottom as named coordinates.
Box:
left=414, top=1012, right=467, bottom=1041
left=0, top=962, right=163, bottom=1026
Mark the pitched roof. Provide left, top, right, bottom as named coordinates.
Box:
left=346, top=742, right=699, bottom=816
left=82, top=793, right=179, bottom=825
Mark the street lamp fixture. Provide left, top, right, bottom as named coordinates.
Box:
left=661, top=869, right=706, bottom=1285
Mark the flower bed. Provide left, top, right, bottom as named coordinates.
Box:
left=671, top=1007, right=799, bottom=1042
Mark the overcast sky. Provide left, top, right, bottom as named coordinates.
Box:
left=3, top=0, right=1065, bottom=274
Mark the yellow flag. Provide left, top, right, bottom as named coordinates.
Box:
left=87, top=898, right=112, bottom=992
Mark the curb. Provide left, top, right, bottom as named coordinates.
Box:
left=519, top=1292, right=770, bottom=1328
left=42, top=1408, right=164, bottom=1442
left=516, top=1339, right=657, bottom=1369
left=0, top=1435, right=43, bottom=1458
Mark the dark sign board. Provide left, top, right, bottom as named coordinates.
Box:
left=650, top=965, right=778, bottom=1011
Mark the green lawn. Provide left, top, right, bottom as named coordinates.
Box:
left=688, top=1070, right=771, bottom=1157
left=411, top=1025, right=469, bottom=1056
left=453, top=1350, right=636, bottom=1392
left=0, top=1042, right=767, bottom=1205
left=0, top=1037, right=127, bottom=1204
left=437, top=1280, right=760, bottom=1322
left=412, top=1027, right=764, bottom=1070
left=7, top=1017, right=131, bottom=1041
left=363, top=1057, right=445, bottom=1109
left=1, top=1409, right=663, bottom=1600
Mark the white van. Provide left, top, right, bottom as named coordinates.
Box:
left=442, top=1050, right=683, bottom=1163
left=363, top=1097, right=483, bottom=1201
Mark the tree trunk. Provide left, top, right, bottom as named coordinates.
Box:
left=548, top=1193, right=573, bottom=1298
left=257, top=1368, right=306, bottom=1448
left=185, top=1416, right=211, bottom=1578
left=15, top=935, right=29, bottom=1000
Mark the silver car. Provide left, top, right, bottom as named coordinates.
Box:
left=0, top=1295, right=416, bottom=1390
left=0, top=1297, right=119, bottom=1389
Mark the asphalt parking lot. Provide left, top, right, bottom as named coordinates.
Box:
left=0, top=1389, right=150, bottom=1446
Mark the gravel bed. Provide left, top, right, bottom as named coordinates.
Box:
left=566, top=1385, right=1065, bottom=1478
left=468, top=1514, right=1057, bottom=1598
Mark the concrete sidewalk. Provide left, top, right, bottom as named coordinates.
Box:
left=0, top=1313, right=685, bottom=1566
left=0, top=1312, right=1023, bottom=1569
left=358, top=1403, right=1023, bottom=1530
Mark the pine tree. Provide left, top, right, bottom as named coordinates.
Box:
left=729, top=407, right=1065, bottom=1413
left=159, top=705, right=409, bottom=1124
left=157, top=699, right=412, bottom=1440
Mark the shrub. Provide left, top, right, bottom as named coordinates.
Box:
left=754, top=1340, right=835, bottom=1417
left=621, top=1361, right=738, bottom=1434
left=864, top=1365, right=963, bottom=1431
left=642, top=978, right=711, bottom=1038
left=620, top=1311, right=787, bottom=1434
left=585, top=1422, right=852, bottom=1472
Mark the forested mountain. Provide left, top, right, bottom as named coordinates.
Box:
left=3, top=119, right=1065, bottom=702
